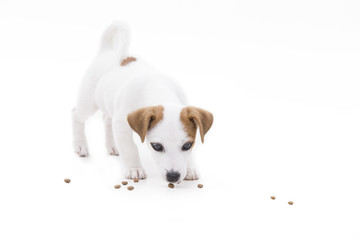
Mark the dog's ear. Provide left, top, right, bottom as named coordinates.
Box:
left=127, top=105, right=164, bottom=143
left=180, top=106, right=213, bottom=143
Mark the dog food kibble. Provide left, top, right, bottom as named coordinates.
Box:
left=288, top=201, right=294, bottom=205
left=64, top=178, right=71, bottom=183
left=114, top=185, right=121, bottom=189
left=168, top=183, right=175, bottom=189
left=134, top=179, right=139, bottom=183
left=127, top=186, right=134, bottom=191
left=270, top=196, right=276, bottom=200
left=122, top=181, right=128, bottom=185
left=197, top=184, right=203, bottom=188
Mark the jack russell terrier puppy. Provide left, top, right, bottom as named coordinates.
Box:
left=72, top=22, right=213, bottom=183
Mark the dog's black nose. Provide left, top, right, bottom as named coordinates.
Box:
left=166, top=171, right=180, bottom=183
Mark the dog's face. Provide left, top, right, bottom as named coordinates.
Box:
left=127, top=105, right=213, bottom=183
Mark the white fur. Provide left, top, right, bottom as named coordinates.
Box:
left=146, top=105, right=192, bottom=182
left=72, top=22, right=199, bottom=182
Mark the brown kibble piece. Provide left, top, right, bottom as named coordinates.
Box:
left=122, top=181, right=128, bottom=185
left=134, top=179, right=139, bottom=183
left=270, top=196, right=276, bottom=200
left=127, top=186, right=134, bottom=191
left=197, top=184, right=203, bottom=188
left=114, top=185, right=121, bottom=189
left=64, top=178, right=71, bottom=183
left=288, top=201, right=294, bottom=205
left=168, top=183, right=175, bottom=189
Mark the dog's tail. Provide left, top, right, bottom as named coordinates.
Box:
left=98, top=21, right=130, bottom=61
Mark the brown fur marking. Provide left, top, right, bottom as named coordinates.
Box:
left=127, top=106, right=164, bottom=142
left=121, top=57, right=137, bottom=66
left=180, top=107, right=213, bottom=143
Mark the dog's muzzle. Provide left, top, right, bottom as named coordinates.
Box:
left=166, top=170, right=180, bottom=183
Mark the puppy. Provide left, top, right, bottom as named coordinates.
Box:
left=72, top=22, right=213, bottom=183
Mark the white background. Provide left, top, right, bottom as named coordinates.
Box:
left=1, top=0, right=360, bottom=239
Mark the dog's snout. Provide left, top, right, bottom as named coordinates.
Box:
left=166, top=171, right=180, bottom=183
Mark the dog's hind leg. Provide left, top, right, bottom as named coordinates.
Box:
left=72, top=22, right=130, bottom=157
left=72, top=99, right=98, bottom=157
left=103, top=115, right=119, bottom=156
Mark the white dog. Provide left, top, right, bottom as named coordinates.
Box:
left=72, top=22, right=213, bottom=183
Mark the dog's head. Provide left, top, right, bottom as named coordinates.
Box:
left=127, top=105, right=213, bottom=183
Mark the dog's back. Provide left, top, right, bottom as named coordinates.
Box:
left=75, top=22, right=131, bottom=113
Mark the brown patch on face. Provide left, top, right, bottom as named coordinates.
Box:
left=127, top=106, right=164, bottom=142
left=180, top=107, right=213, bottom=143
left=120, top=56, right=137, bottom=66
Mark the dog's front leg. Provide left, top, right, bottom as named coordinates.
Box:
left=184, top=156, right=199, bottom=180
left=103, top=115, right=119, bottom=156
left=112, top=120, right=147, bottom=179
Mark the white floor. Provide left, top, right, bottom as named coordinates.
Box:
left=1, top=0, right=360, bottom=239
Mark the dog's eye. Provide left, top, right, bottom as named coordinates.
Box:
left=181, top=142, right=193, bottom=151
left=151, top=143, right=164, bottom=152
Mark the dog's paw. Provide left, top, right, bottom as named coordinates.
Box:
left=124, top=168, right=147, bottom=180
left=73, top=140, right=89, bottom=157
left=106, top=145, right=119, bottom=156
left=184, top=168, right=199, bottom=180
